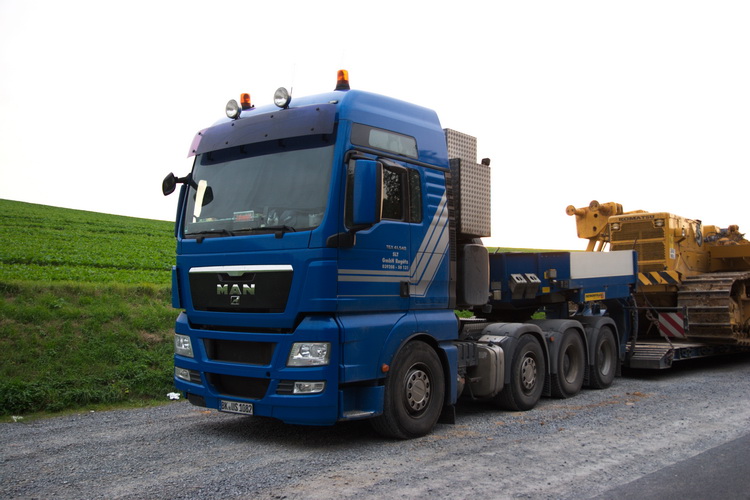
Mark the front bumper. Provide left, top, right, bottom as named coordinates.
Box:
left=173, top=312, right=340, bottom=426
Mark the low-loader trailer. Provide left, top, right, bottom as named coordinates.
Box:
left=162, top=72, right=736, bottom=438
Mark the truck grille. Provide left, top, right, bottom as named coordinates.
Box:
left=203, top=339, right=275, bottom=365
left=189, top=266, right=293, bottom=313
left=206, top=373, right=270, bottom=400
left=276, top=380, right=295, bottom=395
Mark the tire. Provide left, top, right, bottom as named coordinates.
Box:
left=370, top=341, right=445, bottom=439
left=589, top=327, right=617, bottom=389
left=495, top=335, right=545, bottom=411
left=551, top=329, right=585, bottom=398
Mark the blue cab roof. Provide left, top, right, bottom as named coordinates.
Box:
left=192, top=89, right=448, bottom=167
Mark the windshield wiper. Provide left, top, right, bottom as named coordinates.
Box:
left=185, top=229, right=235, bottom=243
left=253, top=224, right=297, bottom=238
left=234, top=225, right=297, bottom=239
left=262, top=225, right=297, bottom=233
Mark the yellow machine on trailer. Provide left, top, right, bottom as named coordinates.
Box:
left=567, top=200, right=750, bottom=367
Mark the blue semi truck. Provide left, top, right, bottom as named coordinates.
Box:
left=162, top=71, right=640, bottom=438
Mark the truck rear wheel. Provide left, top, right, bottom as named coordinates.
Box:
left=589, top=327, right=617, bottom=389
left=551, top=329, right=585, bottom=398
left=370, top=340, right=445, bottom=439
left=495, top=335, right=545, bottom=411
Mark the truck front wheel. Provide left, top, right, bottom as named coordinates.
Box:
left=370, top=341, right=445, bottom=439
left=494, top=335, right=545, bottom=411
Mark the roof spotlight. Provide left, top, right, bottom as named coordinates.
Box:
left=274, top=87, right=292, bottom=109
left=226, top=99, right=241, bottom=119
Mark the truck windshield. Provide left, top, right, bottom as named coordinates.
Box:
left=183, top=136, right=334, bottom=238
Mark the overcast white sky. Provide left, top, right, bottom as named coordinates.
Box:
left=1, top=0, right=748, bottom=250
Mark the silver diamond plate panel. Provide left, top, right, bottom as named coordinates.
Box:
left=445, top=129, right=491, bottom=238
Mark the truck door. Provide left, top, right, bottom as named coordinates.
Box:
left=337, top=159, right=414, bottom=313
left=408, top=166, right=451, bottom=310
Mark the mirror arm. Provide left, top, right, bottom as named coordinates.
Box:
left=162, top=172, right=197, bottom=196
left=177, top=174, right=198, bottom=189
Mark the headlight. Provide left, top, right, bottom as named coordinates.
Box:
left=174, top=334, right=194, bottom=358
left=287, top=342, right=330, bottom=366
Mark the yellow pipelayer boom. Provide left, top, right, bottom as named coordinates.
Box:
left=567, top=200, right=750, bottom=345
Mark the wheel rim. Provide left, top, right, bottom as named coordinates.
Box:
left=563, top=346, right=582, bottom=383
left=404, top=366, right=431, bottom=414
left=520, top=355, right=537, bottom=394
left=598, top=340, right=613, bottom=375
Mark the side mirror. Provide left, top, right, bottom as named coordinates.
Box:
left=352, top=159, right=382, bottom=227
left=162, top=173, right=177, bottom=196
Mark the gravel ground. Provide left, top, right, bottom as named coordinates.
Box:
left=3, top=354, right=750, bottom=500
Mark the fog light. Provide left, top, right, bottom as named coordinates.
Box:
left=293, top=381, right=326, bottom=394
left=175, top=367, right=191, bottom=381
left=174, top=334, right=194, bottom=358
left=287, top=342, right=330, bottom=366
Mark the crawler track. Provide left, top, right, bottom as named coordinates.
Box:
left=677, top=272, right=750, bottom=344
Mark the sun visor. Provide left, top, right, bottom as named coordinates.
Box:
left=188, top=103, right=336, bottom=157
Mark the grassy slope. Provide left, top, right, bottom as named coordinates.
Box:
left=0, top=199, right=174, bottom=284
left=0, top=200, right=176, bottom=415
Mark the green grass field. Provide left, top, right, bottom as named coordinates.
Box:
left=0, top=199, right=174, bottom=284
left=0, top=200, right=177, bottom=416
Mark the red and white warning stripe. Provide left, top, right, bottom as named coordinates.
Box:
left=658, top=312, right=686, bottom=338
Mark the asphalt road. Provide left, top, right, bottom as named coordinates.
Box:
left=596, top=432, right=750, bottom=500
left=2, top=353, right=750, bottom=499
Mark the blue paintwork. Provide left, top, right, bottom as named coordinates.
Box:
left=172, top=88, right=456, bottom=424
left=488, top=251, right=635, bottom=308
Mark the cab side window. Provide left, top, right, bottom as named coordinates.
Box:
left=344, top=161, right=422, bottom=228
left=409, top=168, right=422, bottom=223
left=382, top=166, right=421, bottom=223
left=382, top=168, right=404, bottom=220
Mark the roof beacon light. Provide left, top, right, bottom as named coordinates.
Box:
left=240, top=93, right=253, bottom=110
left=226, top=99, right=241, bottom=119
left=335, top=69, right=350, bottom=91
left=274, top=87, right=291, bottom=109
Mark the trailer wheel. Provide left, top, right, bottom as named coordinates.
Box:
left=495, top=335, right=545, bottom=411
left=370, top=341, right=445, bottom=439
left=589, top=327, right=617, bottom=389
left=551, top=329, right=585, bottom=398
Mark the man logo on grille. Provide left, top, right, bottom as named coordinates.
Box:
left=217, top=283, right=255, bottom=305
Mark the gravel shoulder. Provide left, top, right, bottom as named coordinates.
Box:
left=3, top=354, right=750, bottom=499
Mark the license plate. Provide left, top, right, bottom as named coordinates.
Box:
left=220, top=400, right=254, bottom=415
